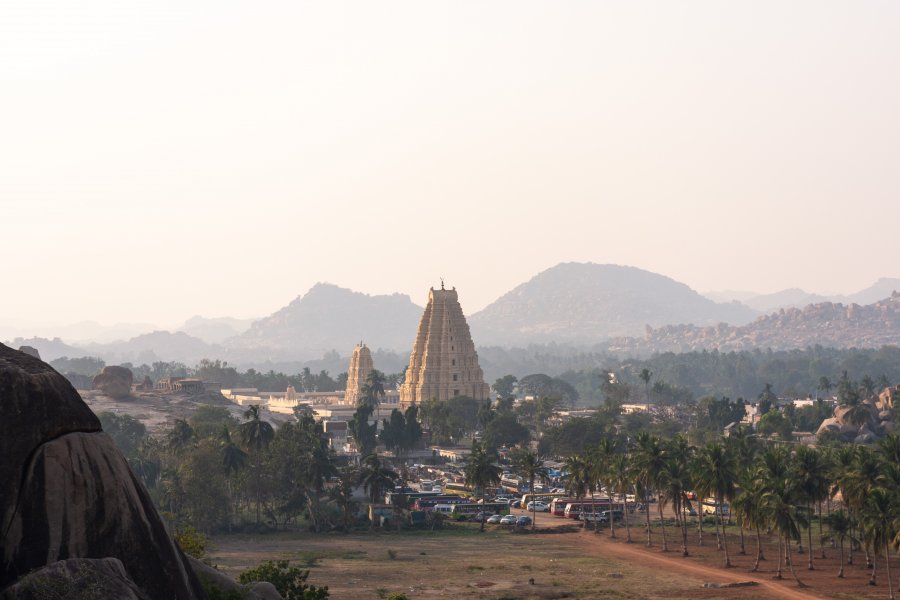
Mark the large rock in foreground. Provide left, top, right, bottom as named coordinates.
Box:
left=0, top=343, right=204, bottom=599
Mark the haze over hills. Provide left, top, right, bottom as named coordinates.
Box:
left=225, top=283, right=424, bottom=361
left=705, top=277, right=900, bottom=313
left=468, top=263, right=758, bottom=346
left=609, top=292, right=900, bottom=355
left=6, top=265, right=900, bottom=366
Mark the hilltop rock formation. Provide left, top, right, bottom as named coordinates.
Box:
left=15, top=346, right=39, bottom=359
left=609, top=293, right=900, bottom=355
left=0, top=343, right=204, bottom=599
left=817, top=385, right=898, bottom=443
left=92, top=364, right=134, bottom=399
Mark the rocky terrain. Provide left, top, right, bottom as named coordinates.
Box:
left=608, top=292, right=900, bottom=355
left=0, top=343, right=280, bottom=599
left=817, top=385, right=898, bottom=443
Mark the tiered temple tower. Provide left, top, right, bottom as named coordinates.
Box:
left=400, top=285, right=490, bottom=408
left=344, top=343, right=374, bottom=405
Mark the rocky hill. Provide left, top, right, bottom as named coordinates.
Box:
left=608, top=292, right=900, bottom=355
left=226, top=283, right=423, bottom=360
left=468, top=263, right=758, bottom=346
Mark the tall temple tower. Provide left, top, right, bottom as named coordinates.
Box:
left=400, top=285, right=490, bottom=408
left=344, top=343, right=374, bottom=405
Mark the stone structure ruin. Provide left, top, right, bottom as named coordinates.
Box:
left=400, top=284, right=490, bottom=408
left=345, top=342, right=375, bottom=406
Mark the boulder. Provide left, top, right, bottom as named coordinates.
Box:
left=92, top=365, right=133, bottom=399
left=16, top=346, right=40, bottom=359
left=0, top=343, right=204, bottom=599
left=1, top=557, right=148, bottom=600
left=189, top=557, right=282, bottom=599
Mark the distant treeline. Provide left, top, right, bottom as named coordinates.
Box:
left=50, top=345, right=900, bottom=403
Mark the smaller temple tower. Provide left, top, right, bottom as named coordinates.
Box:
left=344, top=342, right=374, bottom=405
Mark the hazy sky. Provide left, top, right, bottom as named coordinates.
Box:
left=2, top=1, right=899, bottom=329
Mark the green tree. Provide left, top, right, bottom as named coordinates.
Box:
left=510, top=448, right=548, bottom=530
left=639, top=368, right=653, bottom=404
left=167, top=419, right=195, bottom=455
left=97, top=412, right=147, bottom=458
left=360, top=370, right=386, bottom=409
left=464, top=442, right=502, bottom=531
left=493, top=375, right=518, bottom=399
left=238, top=560, right=329, bottom=599
left=824, top=509, right=854, bottom=578
left=348, top=405, right=378, bottom=455
left=358, top=454, right=397, bottom=528
left=240, top=405, right=275, bottom=524
left=695, top=442, right=737, bottom=567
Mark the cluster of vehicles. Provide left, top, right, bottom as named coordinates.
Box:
left=411, top=476, right=730, bottom=528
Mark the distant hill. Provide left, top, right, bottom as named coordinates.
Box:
left=468, top=263, right=758, bottom=346
left=178, top=315, right=256, bottom=344
left=82, top=331, right=220, bottom=365
left=744, top=288, right=829, bottom=312
left=609, top=293, right=900, bottom=355
left=705, top=277, right=900, bottom=313
left=4, top=337, right=88, bottom=362
left=226, top=283, right=423, bottom=360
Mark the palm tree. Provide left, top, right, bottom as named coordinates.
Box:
left=563, top=454, right=590, bottom=529
left=639, top=368, right=653, bottom=404
left=360, top=370, right=387, bottom=409
left=661, top=437, right=692, bottom=556
left=329, top=466, right=359, bottom=531
left=240, top=405, right=275, bottom=524
left=861, top=487, right=896, bottom=594
left=592, top=438, right=615, bottom=536
left=732, top=472, right=768, bottom=571
left=632, top=433, right=665, bottom=548
left=830, top=444, right=859, bottom=566
left=220, top=425, right=247, bottom=527
left=824, top=509, right=854, bottom=578
left=793, top=445, right=829, bottom=570
left=764, top=477, right=808, bottom=587
left=511, top=448, right=548, bottom=530
left=465, top=442, right=502, bottom=531
left=695, top=442, right=737, bottom=567
left=358, top=454, right=397, bottom=528
left=167, top=419, right=195, bottom=454
left=609, top=453, right=633, bottom=543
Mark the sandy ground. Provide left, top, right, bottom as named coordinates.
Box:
left=208, top=510, right=900, bottom=600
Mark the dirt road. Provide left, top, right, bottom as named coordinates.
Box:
left=574, top=528, right=824, bottom=600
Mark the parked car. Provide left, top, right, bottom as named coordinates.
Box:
left=526, top=501, right=550, bottom=512
left=508, top=499, right=522, bottom=509
left=516, top=515, right=533, bottom=527
left=487, top=514, right=503, bottom=524
left=500, top=514, right=518, bottom=525
left=598, top=510, right=624, bottom=524
left=472, top=511, right=492, bottom=522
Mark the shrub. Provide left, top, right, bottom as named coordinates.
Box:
left=238, top=560, right=329, bottom=599
left=174, top=525, right=207, bottom=559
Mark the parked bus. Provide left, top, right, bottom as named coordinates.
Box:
left=450, top=502, right=509, bottom=519
left=519, top=492, right=567, bottom=508
left=564, top=498, right=612, bottom=519
left=444, top=482, right=469, bottom=496
left=413, top=496, right=470, bottom=511
left=549, top=498, right=579, bottom=517
left=500, top=476, right=522, bottom=493
left=701, top=498, right=730, bottom=517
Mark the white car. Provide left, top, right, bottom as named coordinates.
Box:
left=499, top=514, right=518, bottom=525
left=526, top=501, right=550, bottom=512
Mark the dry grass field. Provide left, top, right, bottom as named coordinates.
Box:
left=207, top=516, right=847, bottom=599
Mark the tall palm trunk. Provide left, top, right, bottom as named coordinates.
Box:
left=255, top=452, right=262, bottom=524
left=697, top=510, right=704, bottom=546
left=644, top=494, right=653, bottom=548
left=739, top=526, right=746, bottom=555
left=752, top=524, right=763, bottom=571
left=837, top=539, right=844, bottom=578
left=775, top=535, right=784, bottom=579
left=885, top=544, right=895, bottom=600
left=818, top=502, right=826, bottom=559
left=624, top=497, right=633, bottom=543
left=869, top=553, right=877, bottom=586
left=807, top=502, right=815, bottom=570
left=720, top=504, right=732, bottom=568
left=609, top=498, right=617, bottom=538
left=658, top=501, right=668, bottom=551
left=786, top=535, right=805, bottom=587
